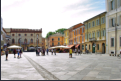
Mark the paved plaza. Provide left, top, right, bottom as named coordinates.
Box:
left=1, top=52, right=121, bottom=80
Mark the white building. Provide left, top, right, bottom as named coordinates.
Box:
left=106, top=0, right=121, bottom=55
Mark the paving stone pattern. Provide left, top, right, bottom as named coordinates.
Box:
left=1, top=52, right=121, bottom=80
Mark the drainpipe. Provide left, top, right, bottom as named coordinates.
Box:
left=115, top=6, right=117, bottom=56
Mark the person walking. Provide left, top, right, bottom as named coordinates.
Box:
left=17, top=49, right=20, bottom=58
left=13, top=49, right=16, bottom=58
left=78, top=49, right=81, bottom=55
left=47, top=49, right=49, bottom=55
left=5, top=49, right=9, bottom=60
left=69, top=49, right=72, bottom=58
left=38, top=49, right=40, bottom=56
left=20, top=49, right=22, bottom=58
left=54, top=49, right=56, bottom=55
left=75, top=49, right=77, bottom=55
left=51, top=49, right=53, bottom=55
left=43, top=49, right=45, bottom=56
left=36, top=49, right=38, bottom=56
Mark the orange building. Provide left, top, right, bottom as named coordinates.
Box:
left=48, top=33, right=64, bottom=47
left=69, top=23, right=85, bottom=51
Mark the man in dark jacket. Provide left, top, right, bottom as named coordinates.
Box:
left=36, top=49, right=38, bottom=56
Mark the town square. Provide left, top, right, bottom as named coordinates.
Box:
left=1, top=0, right=121, bottom=80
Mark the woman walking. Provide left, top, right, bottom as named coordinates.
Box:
left=13, top=49, right=16, bottom=58
left=5, top=49, right=9, bottom=60
left=20, top=49, right=22, bottom=58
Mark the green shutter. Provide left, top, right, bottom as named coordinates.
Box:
left=101, top=30, right=103, bottom=37
left=104, top=29, right=106, bottom=36
left=99, top=31, right=100, bottom=38
left=101, top=18, right=102, bottom=24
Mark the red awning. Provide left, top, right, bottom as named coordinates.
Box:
left=75, top=44, right=80, bottom=48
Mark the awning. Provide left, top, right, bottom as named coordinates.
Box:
left=75, top=44, right=80, bottom=48
left=68, top=45, right=75, bottom=48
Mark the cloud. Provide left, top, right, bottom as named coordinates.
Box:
left=1, top=0, right=106, bottom=37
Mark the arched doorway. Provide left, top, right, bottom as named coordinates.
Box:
left=102, top=43, right=105, bottom=54
left=92, top=43, right=95, bottom=53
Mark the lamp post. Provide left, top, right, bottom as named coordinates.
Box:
left=37, top=35, right=38, bottom=49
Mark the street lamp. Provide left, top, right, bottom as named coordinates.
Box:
left=37, top=35, right=38, bottom=49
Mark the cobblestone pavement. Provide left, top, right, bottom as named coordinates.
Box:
left=1, top=52, right=121, bottom=80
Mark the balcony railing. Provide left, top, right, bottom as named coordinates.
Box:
left=89, top=37, right=96, bottom=42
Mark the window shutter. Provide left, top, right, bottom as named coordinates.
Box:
left=96, top=31, right=97, bottom=37
left=109, top=1, right=111, bottom=11
left=118, top=0, right=120, bottom=8
left=94, top=32, right=95, bottom=38
left=88, top=33, right=90, bottom=39
left=88, top=23, right=89, bottom=28
left=99, top=31, right=100, bottom=38
left=109, top=19, right=111, bottom=27
left=101, top=18, right=102, bottom=24
left=104, top=30, right=106, bottom=36
left=92, top=22, right=93, bottom=27
left=113, top=18, right=115, bottom=27
left=113, top=0, right=115, bottom=9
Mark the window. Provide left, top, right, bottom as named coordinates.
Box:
left=31, top=34, right=33, bottom=36
left=18, top=34, right=21, bottom=36
left=31, top=39, right=33, bottom=43
left=82, top=28, right=84, bottom=33
left=74, top=31, right=75, bottom=35
left=120, top=37, right=121, bottom=47
left=82, top=45, right=84, bottom=50
left=25, top=34, right=27, bottom=36
left=52, top=43, right=54, bottom=46
left=111, top=18, right=115, bottom=27
left=76, top=30, right=77, bottom=35
left=58, top=38, right=60, bottom=41
left=88, top=23, right=91, bottom=28
left=97, top=44, right=99, bottom=50
left=92, top=21, right=95, bottom=27
left=12, top=34, right=14, bottom=36
left=58, top=42, right=60, bottom=45
left=103, top=17, right=105, bottom=23
left=111, top=1, right=114, bottom=10
left=98, top=31, right=99, bottom=37
left=97, top=20, right=98, bottom=25
left=12, top=39, right=14, bottom=44
left=89, top=45, right=90, bottom=50
left=111, top=38, right=114, bottom=47
left=52, top=38, right=54, bottom=41
left=24, top=39, right=27, bottom=43
left=103, top=30, right=105, bottom=36
left=82, top=36, right=84, bottom=41
left=85, top=24, right=87, bottom=29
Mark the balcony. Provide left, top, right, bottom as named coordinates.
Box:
left=89, top=37, right=96, bottom=42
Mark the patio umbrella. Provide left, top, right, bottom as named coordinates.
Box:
left=55, top=45, right=70, bottom=49
left=7, top=45, right=22, bottom=49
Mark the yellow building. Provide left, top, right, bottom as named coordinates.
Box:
left=84, top=12, right=107, bottom=54
left=64, top=29, right=69, bottom=46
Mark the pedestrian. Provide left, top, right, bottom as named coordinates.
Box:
left=20, top=49, right=22, bottom=58
left=43, top=49, right=45, bottom=56
left=17, top=49, right=20, bottom=58
left=51, top=49, right=53, bottom=55
left=38, top=49, right=40, bottom=56
left=69, top=49, right=72, bottom=58
left=75, top=49, right=77, bottom=55
left=13, top=49, right=16, bottom=58
left=47, top=49, right=49, bottom=55
left=78, top=49, right=81, bottom=55
left=54, top=49, right=56, bottom=55
left=5, top=49, right=9, bottom=60
left=36, top=49, right=38, bottom=56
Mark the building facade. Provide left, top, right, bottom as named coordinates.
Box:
left=4, top=28, right=42, bottom=51
left=84, top=12, right=107, bottom=54
left=106, top=0, right=121, bottom=55
left=48, top=33, right=64, bottom=47
left=64, top=29, right=69, bottom=46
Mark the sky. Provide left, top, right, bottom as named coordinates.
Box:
left=1, top=0, right=106, bottom=37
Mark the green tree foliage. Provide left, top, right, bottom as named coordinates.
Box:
left=46, top=28, right=67, bottom=38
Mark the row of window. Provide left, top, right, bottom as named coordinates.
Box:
left=74, top=28, right=84, bottom=35
left=85, top=17, right=105, bottom=29
left=52, top=38, right=60, bottom=41
left=12, top=39, right=40, bottom=44
left=109, top=16, right=121, bottom=27
left=12, top=34, right=39, bottom=36
left=85, top=30, right=106, bottom=39
left=110, top=0, right=121, bottom=11
left=74, top=36, right=84, bottom=43
left=52, top=42, right=60, bottom=46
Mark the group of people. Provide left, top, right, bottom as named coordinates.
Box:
left=51, top=49, right=56, bottom=55
left=5, top=48, right=22, bottom=61
left=74, top=49, right=82, bottom=55
left=36, top=49, right=46, bottom=56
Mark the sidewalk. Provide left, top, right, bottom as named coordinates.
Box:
left=1, top=54, right=45, bottom=80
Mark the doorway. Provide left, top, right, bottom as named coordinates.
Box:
left=92, top=43, right=95, bottom=53
left=102, top=43, right=105, bottom=54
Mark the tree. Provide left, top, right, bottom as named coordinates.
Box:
left=46, top=32, right=56, bottom=38
left=55, top=28, right=67, bottom=34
